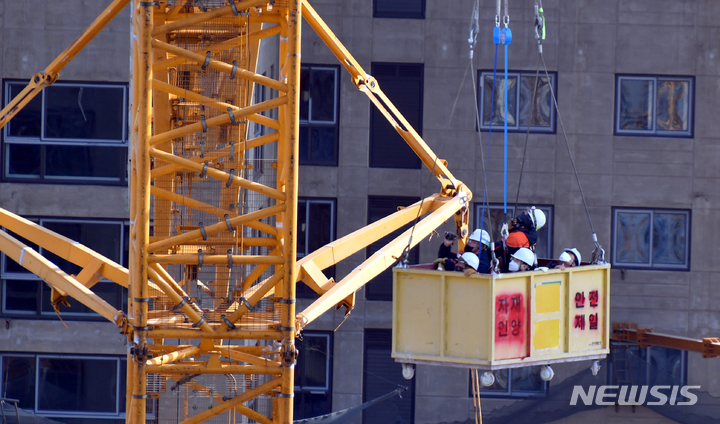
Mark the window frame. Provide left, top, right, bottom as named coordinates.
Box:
left=2, top=79, right=129, bottom=185
left=365, top=196, right=421, bottom=301
left=614, top=74, right=695, bottom=138
left=0, top=353, right=130, bottom=420
left=299, top=64, right=340, bottom=167
left=611, top=207, right=691, bottom=271
left=469, top=367, right=549, bottom=399
left=474, top=203, right=554, bottom=260
left=477, top=70, right=558, bottom=134
left=372, top=0, right=425, bottom=19
left=369, top=62, right=423, bottom=170
left=294, top=331, right=333, bottom=420
left=296, top=198, right=337, bottom=299
left=608, top=342, right=688, bottom=388
left=1, top=217, right=128, bottom=319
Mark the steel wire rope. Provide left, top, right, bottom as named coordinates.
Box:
left=398, top=60, right=472, bottom=266
left=538, top=49, right=603, bottom=260
left=511, top=56, right=543, bottom=215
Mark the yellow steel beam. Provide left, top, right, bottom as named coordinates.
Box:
left=148, top=254, right=285, bottom=265
left=218, top=347, right=281, bottom=367
left=217, top=269, right=284, bottom=333
left=299, top=195, right=468, bottom=326
left=295, top=194, right=439, bottom=278
left=146, top=346, right=201, bottom=366
left=147, top=203, right=285, bottom=252
left=151, top=39, right=287, bottom=93
left=150, top=147, right=286, bottom=200
left=177, top=377, right=281, bottom=424
left=145, top=364, right=282, bottom=374
left=146, top=329, right=282, bottom=339
left=149, top=95, right=287, bottom=146
left=151, top=0, right=268, bottom=36
left=150, top=131, right=279, bottom=179
left=0, top=209, right=129, bottom=287
left=0, top=231, right=124, bottom=325
left=152, top=25, right=281, bottom=71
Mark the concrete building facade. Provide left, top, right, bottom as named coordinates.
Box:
left=1, top=1, right=719, bottom=424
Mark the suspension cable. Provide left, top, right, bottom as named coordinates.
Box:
left=539, top=49, right=605, bottom=262
left=512, top=54, right=542, bottom=214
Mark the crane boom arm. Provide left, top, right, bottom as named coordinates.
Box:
left=613, top=323, right=720, bottom=358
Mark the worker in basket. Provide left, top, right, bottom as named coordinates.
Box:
left=466, top=229, right=492, bottom=274
left=507, top=247, right=535, bottom=273
left=453, top=252, right=480, bottom=276
left=548, top=247, right=582, bottom=270
left=505, top=206, right=546, bottom=251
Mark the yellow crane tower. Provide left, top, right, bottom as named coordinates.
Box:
left=0, top=1, right=471, bottom=423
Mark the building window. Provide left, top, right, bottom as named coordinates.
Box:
left=3, top=80, right=128, bottom=184
left=297, top=198, right=336, bottom=299
left=369, top=63, right=423, bottom=169
left=363, top=329, right=414, bottom=424
left=615, top=75, right=694, bottom=137
left=1, top=218, right=128, bottom=318
left=609, top=342, right=687, bottom=388
left=477, top=70, right=557, bottom=133
left=474, top=203, right=553, bottom=260
left=365, top=196, right=420, bottom=301
left=300, top=65, right=339, bottom=166
left=373, top=0, right=425, bottom=19
left=294, top=332, right=332, bottom=419
left=469, top=367, right=548, bottom=398
left=612, top=208, right=690, bottom=270
left=0, top=353, right=128, bottom=423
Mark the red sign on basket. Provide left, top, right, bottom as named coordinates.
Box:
left=494, top=292, right=527, bottom=359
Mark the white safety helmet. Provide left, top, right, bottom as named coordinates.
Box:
left=511, top=247, right=535, bottom=267
left=529, top=207, right=546, bottom=230
left=559, top=248, right=581, bottom=266
left=460, top=252, right=480, bottom=271
left=469, top=229, right=491, bottom=247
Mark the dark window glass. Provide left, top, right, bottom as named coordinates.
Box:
left=470, top=366, right=547, bottom=398
left=44, top=86, right=124, bottom=141
left=615, top=75, right=693, bottom=137
left=478, top=70, right=556, bottom=133
left=1, top=356, right=36, bottom=408
left=373, top=0, right=425, bottom=19
left=3, top=280, right=39, bottom=313
left=6, top=83, right=42, bottom=137
left=38, top=357, right=118, bottom=413
left=369, top=63, right=423, bottom=169
left=297, top=199, right=336, bottom=299
left=44, top=145, right=127, bottom=181
left=294, top=333, right=332, bottom=420
left=363, top=329, right=414, bottom=424
left=5, top=143, right=41, bottom=178
left=612, top=208, right=690, bottom=270
left=3, top=80, right=128, bottom=185
left=299, top=66, right=339, bottom=166
left=365, top=196, right=420, bottom=301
